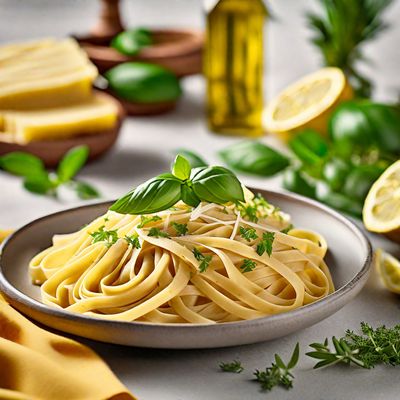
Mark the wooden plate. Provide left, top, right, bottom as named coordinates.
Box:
left=77, top=29, right=204, bottom=77
left=0, top=92, right=125, bottom=168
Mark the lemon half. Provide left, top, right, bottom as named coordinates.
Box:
left=363, top=160, right=400, bottom=243
left=375, top=248, right=400, bottom=294
left=263, top=67, right=353, bottom=139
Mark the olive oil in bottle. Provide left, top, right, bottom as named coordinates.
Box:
left=204, top=0, right=267, bottom=137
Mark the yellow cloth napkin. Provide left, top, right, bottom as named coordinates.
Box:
left=0, top=294, right=136, bottom=400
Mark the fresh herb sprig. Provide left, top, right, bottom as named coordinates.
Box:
left=125, top=234, right=141, bottom=249
left=219, top=360, right=244, bottom=373
left=0, top=146, right=99, bottom=199
left=90, top=226, right=119, bottom=247
left=307, top=322, right=400, bottom=369
left=240, top=259, right=257, bottom=273
left=171, top=222, right=188, bottom=236
left=256, top=232, right=275, bottom=257
left=239, top=226, right=258, bottom=242
left=254, top=343, right=300, bottom=392
left=193, top=248, right=212, bottom=273
left=147, top=227, right=170, bottom=238
left=110, top=155, right=244, bottom=215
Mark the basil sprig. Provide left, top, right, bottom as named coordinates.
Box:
left=110, top=155, right=244, bottom=215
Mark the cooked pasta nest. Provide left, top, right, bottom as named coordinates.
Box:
left=30, top=191, right=334, bottom=324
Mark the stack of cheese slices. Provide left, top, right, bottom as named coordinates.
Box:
left=0, top=38, right=118, bottom=143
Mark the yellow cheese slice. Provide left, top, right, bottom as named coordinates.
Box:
left=1, top=93, right=119, bottom=143
left=0, top=38, right=98, bottom=109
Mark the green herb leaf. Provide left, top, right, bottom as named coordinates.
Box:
left=124, top=234, right=141, bottom=249
left=57, top=145, right=89, bottom=183
left=171, top=222, right=188, bottom=236
left=191, top=166, right=244, bottom=204
left=256, top=232, right=275, bottom=257
left=219, top=141, right=289, bottom=177
left=239, top=226, right=258, bottom=242
left=181, top=184, right=201, bottom=207
left=110, top=174, right=182, bottom=215
left=147, top=227, right=170, bottom=238
left=73, top=180, right=100, bottom=199
left=175, top=149, right=207, bottom=168
left=253, top=343, right=299, bottom=392
left=138, top=215, right=162, bottom=228
left=23, top=174, right=54, bottom=195
left=219, top=360, right=244, bottom=373
left=193, top=248, right=212, bottom=273
left=240, top=259, right=257, bottom=273
left=0, top=152, right=46, bottom=178
left=289, top=129, right=329, bottom=165
left=90, top=226, right=119, bottom=247
left=172, top=154, right=191, bottom=180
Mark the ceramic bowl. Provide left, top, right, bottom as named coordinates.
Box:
left=0, top=92, right=125, bottom=167
left=0, top=189, right=372, bottom=349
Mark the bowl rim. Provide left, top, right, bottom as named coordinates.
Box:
left=0, top=188, right=372, bottom=331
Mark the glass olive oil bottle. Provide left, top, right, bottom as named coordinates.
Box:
left=204, top=0, right=267, bottom=137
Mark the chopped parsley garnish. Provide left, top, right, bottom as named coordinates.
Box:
left=124, top=234, right=141, bottom=249
left=219, top=360, right=244, bottom=373
left=90, top=225, right=118, bottom=247
left=239, top=226, right=258, bottom=242
left=256, top=232, right=275, bottom=257
left=254, top=343, right=299, bottom=392
left=147, top=227, right=170, bottom=238
left=138, top=215, right=162, bottom=228
left=280, top=224, right=294, bottom=234
left=240, top=259, right=257, bottom=273
left=193, top=248, right=212, bottom=273
left=171, top=222, right=188, bottom=236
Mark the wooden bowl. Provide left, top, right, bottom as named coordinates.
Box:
left=76, top=29, right=204, bottom=77
left=0, top=92, right=125, bottom=168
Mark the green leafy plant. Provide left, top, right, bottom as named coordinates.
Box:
left=171, top=222, right=188, bottom=236
left=90, top=226, right=119, bottom=247
left=240, top=259, right=257, bottom=273
left=239, top=226, right=258, bottom=242
left=254, top=343, right=299, bottom=392
left=0, top=146, right=99, bottom=199
left=219, top=141, right=289, bottom=177
left=219, top=360, right=244, bottom=373
left=147, top=227, right=170, bottom=238
left=174, top=149, right=207, bottom=168
left=124, top=234, right=141, bottom=249
left=110, top=155, right=244, bottom=215
left=256, top=232, right=275, bottom=257
left=138, top=215, right=162, bottom=228
left=307, top=322, right=400, bottom=369
left=307, top=0, right=393, bottom=97
left=193, top=248, right=212, bottom=273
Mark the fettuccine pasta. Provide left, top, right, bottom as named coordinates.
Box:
left=29, top=190, right=334, bottom=324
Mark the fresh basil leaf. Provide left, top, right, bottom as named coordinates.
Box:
left=289, top=129, right=329, bottom=165
left=181, top=184, right=200, bottom=207
left=57, top=145, right=89, bottom=183
left=0, top=152, right=45, bottom=178
left=73, top=180, right=101, bottom=199
left=23, top=174, right=53, bottom=195
left=172, top=155, right=191, bottom=180
left=219, top=141, right=289, bottom=176
left=174, top=149, right=208, bottom=168
left=110, top=176, right=182, bottom=214
left=191, top=166, right=244, bottom=204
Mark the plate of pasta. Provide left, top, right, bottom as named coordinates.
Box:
left=0, top=157, right=372, bottom=348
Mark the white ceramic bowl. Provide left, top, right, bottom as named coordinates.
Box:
left=0, top=189, right=372, bottom=349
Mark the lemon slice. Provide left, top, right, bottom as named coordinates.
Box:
left=375, top=248, right=400, bottom=294
left=263, top=67, right=353, bottom=138
left=363, top=160, right=400, bottom=243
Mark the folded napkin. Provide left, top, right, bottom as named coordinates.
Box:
left=0, top=294, right=136, bottom=400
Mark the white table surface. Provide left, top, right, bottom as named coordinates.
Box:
left=1, top=1, right=400, bottom=399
